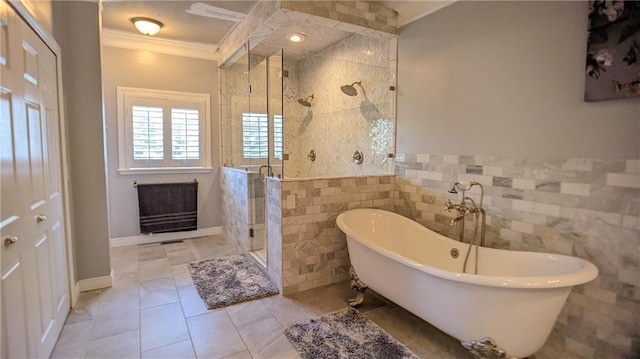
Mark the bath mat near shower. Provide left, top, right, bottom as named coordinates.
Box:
left=284, top=307, right=420, bottom=359
left=188, top=254, right=278, bottom=309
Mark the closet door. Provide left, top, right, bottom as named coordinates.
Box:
left=0, top=2, right=70, bottom=358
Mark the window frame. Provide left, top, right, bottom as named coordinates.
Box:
left=117, top=87, right=212, bottom=175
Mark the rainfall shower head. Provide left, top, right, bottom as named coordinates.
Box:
left=341, top=81, right=361, bottom=96
left=297, top=94, right=314, bottom=107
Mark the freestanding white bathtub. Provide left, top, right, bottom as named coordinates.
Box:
left=336, top=209, right=598, bottom=359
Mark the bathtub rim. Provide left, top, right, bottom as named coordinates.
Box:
left=336, top=208, right=599, bottom=290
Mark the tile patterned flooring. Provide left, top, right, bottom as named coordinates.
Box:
left=51, top=235, right=539, bottom=359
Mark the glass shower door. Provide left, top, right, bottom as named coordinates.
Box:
left=247, top=50, right=268, bottom=265
left=247, top=48, right=283, bottom=266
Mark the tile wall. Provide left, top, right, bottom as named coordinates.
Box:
left=284, top=32, right=397, bottom=178
left=281, top=0, right=397, bottom=35
left=219, top=0, right=398, bottom=180
left=220, top=168, right=250, bottom=252
left=266, top=175, right=394, bottom=294
left=394, top=153, right=640, bottom=358
left=218, top=1, right=397, bottom=64
left=266, top=178, right=283, bottom=290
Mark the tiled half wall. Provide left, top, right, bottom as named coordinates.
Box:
left=266, top=175, right=394, bottom=294
left=394, top=154, right=640, bottom=359
left=221, top=167, right=250, bottom=252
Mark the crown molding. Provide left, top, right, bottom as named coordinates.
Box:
left=396, top=1, right=456, bottom=28
left=101, top=28, right=219, bottom=61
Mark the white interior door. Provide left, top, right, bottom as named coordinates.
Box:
left=1, top=2, right=70, bottom=358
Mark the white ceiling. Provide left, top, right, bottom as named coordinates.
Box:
left=101, top=1, right=456, bottom=46
left=101, top=1, right=257, bottom=45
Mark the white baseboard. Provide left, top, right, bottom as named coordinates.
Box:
left=78, top=269, right=114, bottom=292
left=109, top=226, right=222, bottom=247
left=71, top=281, right=81, bottom=308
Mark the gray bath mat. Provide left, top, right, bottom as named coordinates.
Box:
left=188, top=254, right=278, bottom=309
left=284, top=307, right=420, bottom=359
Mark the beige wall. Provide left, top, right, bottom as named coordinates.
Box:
left=395, top=2, right=640, bottom=357
left=397, top=1, right=639, bottom=159
left=101, top=46, right=222, bottom=238
left=52, top=1, right=111, bottom=280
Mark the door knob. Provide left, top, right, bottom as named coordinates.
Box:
left=4, top=235, right=19, bottom=247
left=36, top=214, right=47, bottom=223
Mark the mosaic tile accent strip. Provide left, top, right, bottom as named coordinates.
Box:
left=274, top=175, right=394, bottom=294
left=393, top=154, right=640, bottom=359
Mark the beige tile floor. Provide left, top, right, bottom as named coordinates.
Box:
left=50, top=235, right=572, bottom=359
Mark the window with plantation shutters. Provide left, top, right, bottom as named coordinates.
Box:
left=171, top=108, right=200, bottom=160
left=242, top=113, right=268, bottom=159
left=117, top=87, right=212, bottom=174
left=242, top=113, right=283, bottom=159
left=132, top=105, right=164, bottom=160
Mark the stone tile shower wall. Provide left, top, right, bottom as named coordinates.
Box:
left=267, top=175, right=394, bottom=294
left=266, top=178, right=283, bottom=290
left=220, top=167, right=250, bottom=252
left=284, top=33, right=396, bottom=178
left=218, top=0, right=397, bottom=64
left=394, top=154, right=640, bottom=358
left=281, top=0, right=397, bottom=35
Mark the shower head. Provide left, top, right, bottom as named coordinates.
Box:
left=341, top=81, right=361, bottom=96
left=447, top=182, right=459, bottom=194
left=297, top=94, right=314, bottom=107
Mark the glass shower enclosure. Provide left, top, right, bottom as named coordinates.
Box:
left=220, top=44, right=283, bottom=266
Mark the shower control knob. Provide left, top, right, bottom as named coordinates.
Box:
left=307, top=150, right=316, bottom=162
left=352, top=150, right=363, bottom=164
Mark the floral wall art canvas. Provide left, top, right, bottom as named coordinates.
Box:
left=585, top=1, right=640, bottom=101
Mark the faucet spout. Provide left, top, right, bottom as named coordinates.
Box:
left=450, top=214, right=465, bottom=226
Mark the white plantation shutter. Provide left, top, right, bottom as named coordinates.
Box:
left=132, top=106, right=164, bottom=160
left=117, top=87, right=211, bottom=173
left=171, top=108, right=200, bottom=160
left=243, top=113, right=269, bottom=158
left=242, top=113, right=283, bottom=159
left=274, top=115, right=283, bottom=159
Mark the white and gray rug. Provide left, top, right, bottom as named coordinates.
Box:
left=284, top=307, right=420, bottom=359
left=188, top=254, right=278, bottom=309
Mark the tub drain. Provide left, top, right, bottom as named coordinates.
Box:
left=450, top=248, right=459, bottom=258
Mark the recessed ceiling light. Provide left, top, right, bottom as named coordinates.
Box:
left=287, top=33, right=306, bottom=43
left=131, top=17, right=163, bottom=36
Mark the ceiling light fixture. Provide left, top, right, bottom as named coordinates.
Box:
left=131, top=17, right=163, bottom=36
left=287, top=33, right=306, bottom=43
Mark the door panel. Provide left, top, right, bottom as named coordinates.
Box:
left=1, top=2, right=70, bottom=358
left=26, top=101, right=46, bottom=211
left=34, top=234, right=54, bottom=343
left=1, top=260, right=31, bottom=359
left=46, top=108, right=60, bottom=197
left=51, top=221, right=66, bottom=310
left=0, top=89, right=18, bottom=225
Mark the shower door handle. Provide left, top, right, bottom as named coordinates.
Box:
left=259, top=164, right=273, bottom=182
